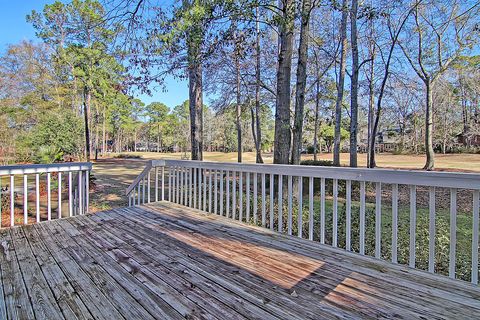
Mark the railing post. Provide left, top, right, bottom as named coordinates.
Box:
left=161, top=166, right=165, bottom=201
left=85, top=170, right=89, bottom=214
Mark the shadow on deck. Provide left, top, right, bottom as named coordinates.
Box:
left=0, top=201, right=479, bottom=319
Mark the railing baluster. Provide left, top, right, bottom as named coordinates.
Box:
left=472, top=190, right=479, bottom=284
left=321, top=177, right=326, bottom=244
left=203, top=169, right=207, bottom=212
left=47, top=172, right=52, bottom=220
left=184, top=167, right=187, bottom=205
left=162, top=166, right=165, bottom=201
left=261, top=173, right=266, bottom=227
left=198, top=168, right=202, bottom=210
left=270, top=173, right=274, bottom=231
left=0, top=179, right=2, bottom=227
left=176, top=167, right=180, bottom=204
left=333, top=179, right=338, bottom=247
left=298, top=177, right=303, bottom=238
left=147, top=170, right=151, bottom=204
left=85, top=170, right=89, bottom=214
left=375, top=182, right=382, bottom=258
left=449, top=188, right=457, bottom=279
left=193, top=167, right=197, bottom=208
left=137, top=182, right=141, bottom=206
left=142, top=176, right=146, bottom=204
left=58, top=172, right=62, bottom=219
left=278, top=175, right=283, bottom=233
left=209, top=169, right=212, bottom=213
left=219, top=170, right=224, bottom=216
left=239, top=172, right=243, bottom=221
left=68, top=172, right=72, bottom=217
left=155, top=167, right=159, bottom=202
left=10, top=175, right=14, bottom=226
left=287, top=175, right=292, bottom=235
left=232, top=171, right=237, bottom=220
left=226, top=170, right=230, bottom=218
left=429, top=186, right=436, bottom=273
left=188, top=168, right=192, bottom=206
left=23, top=174, right=28, bottom=225
left=346, top=180, right=352, bottom=251
left=253, top=173, right=258, bottom=225
left=309, top=177, right=314, bottom=241
left=171, top=167, right=174, bottom=203
left=183, top=168, right=187, bottom=205
left=246, top=172, right=250, bottom=222
left=359, top=181, right=365, bottom=254
left=392, top=184, right=399, bottom=263
left=409, top=185, right=416, bottom=267
left=168, top=167, right=172, bottom=201
left=77, top=171, right=82, bottom=215
left=214, top=170, right=218, bottom=214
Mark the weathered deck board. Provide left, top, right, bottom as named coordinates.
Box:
left=1, top=202, right=479, bottom=320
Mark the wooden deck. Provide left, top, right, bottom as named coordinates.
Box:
left=1, top=202, right=479, bottom=319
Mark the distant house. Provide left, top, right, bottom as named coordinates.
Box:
left=456, top=133, right=480, bottom=147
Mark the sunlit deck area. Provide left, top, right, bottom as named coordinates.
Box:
left=1, top=201, right=479, bottom=319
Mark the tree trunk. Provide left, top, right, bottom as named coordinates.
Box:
left=333, top=0, right=348, bottom=167
left=273, top=0, right=295, bottom=165
left=313, top=79, right=320, bottom=162
left=367, top=57, right=375, bottom=167
left=83, top=88, right=91, bottom=161
left=134, top=129, right=137, bottom=152
left=291, top=0, right=312, bottom=165
left=188, top=61, right=204, bottom=161
left=95, top=107, right=99, bottom=161
left=157, top=123, right=161, bottom=153
left=349, top=0, right=359, bottom=167
left=102, top=105, right=106, bottom=156
left=254, top=6, right=264, bottom=164
left=424, top=79, right=434, bottom=170
left=235, top=40, right=242, bottom=163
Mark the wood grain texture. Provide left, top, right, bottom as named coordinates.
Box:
left=1, top=202, right=479, bottom=319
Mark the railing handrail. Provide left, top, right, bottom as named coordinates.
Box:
left=126, top=161, right=153, bottom=195
left=0, top=162, right=92, bottom=176
left=149, top=159, right=480, bottom=190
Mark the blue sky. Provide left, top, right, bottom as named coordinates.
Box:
left=0, top=0, right=188, bottom=108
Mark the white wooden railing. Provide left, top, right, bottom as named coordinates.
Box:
left=0, top=162, right=92, bottom=227
left=127, top=159, right=480, bottom=284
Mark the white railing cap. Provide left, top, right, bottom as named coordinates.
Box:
left=0, top=162, right=92, bottom=176
left=151, top=159, right=480, bottom=190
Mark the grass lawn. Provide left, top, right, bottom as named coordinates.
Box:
left=114, top=151, right=480, bottom=172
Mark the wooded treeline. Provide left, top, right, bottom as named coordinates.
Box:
left=0, top=0, right=479, bottom=169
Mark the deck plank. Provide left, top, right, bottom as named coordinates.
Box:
left=86, top=211, right=318, bottom=320
left=152, top=202, right=480, bottom=306
left=146, top=202, right=480, bottom=316
left=10, top=227, right=65, bottom=320
left=0, top=229, right=35, bottom=320
left=22, top=224, right=94, bottom=320
left=1, top=202, right=480, bottom=319
left=59, top=217, right=206, bottom=320
left=70, top=215, right=259, bottom=320
left=34, top=222, right=127, bottom=320
left=104, top=208, right=388, bottom=319
left=43, top=220, right=156, bottom=320
left=112, top=206, right=442, bottom=319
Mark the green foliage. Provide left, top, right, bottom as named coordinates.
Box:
left=300, top=159, right=334, bottom=166
left=33, top=146, right=64, bottom=164
left=30, top=110, right=83, bottom=159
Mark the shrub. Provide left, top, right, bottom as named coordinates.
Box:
left=300, top=159, right=334, bottom=167
left=114, top=153, right=142, bottom=159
